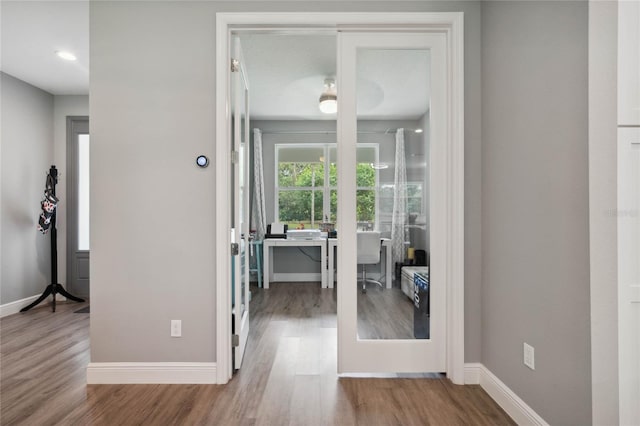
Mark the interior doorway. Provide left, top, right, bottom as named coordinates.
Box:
left=215, top=12, right=464, bottom=385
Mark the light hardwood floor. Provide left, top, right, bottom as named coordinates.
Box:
left=1, top=285, right=515, bottom=425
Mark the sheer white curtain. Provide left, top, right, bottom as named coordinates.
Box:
left=252, top=128, right=267, bottom=240
left=391, top=128, right=407, bottom=267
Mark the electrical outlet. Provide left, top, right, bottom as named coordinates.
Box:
left=524, top=342, right=535, bottom=370
left=171, top=320, right=182, bottom=337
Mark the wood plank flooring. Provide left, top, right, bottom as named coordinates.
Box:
left=357, top=285, right=415, bottom=340
left=1, top=286, right=515, bottom=425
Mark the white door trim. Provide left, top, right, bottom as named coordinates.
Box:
left=215, top=12, right=464, bottom=385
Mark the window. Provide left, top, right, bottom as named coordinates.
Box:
left=77, top=134, right=90, bottom=250
left=275, top=144, right=378, bottom=228
left=377, top=181, right=426, bottom=235
left=379, top=182, right=424, bottom=220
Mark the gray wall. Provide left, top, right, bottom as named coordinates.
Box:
left=0, top=72, right=54, bottom=304
left=89, top=2, right=217, bottom=362
left=588, top=1, right=619, bottom=424
left=481, top=2, right=591, bottom=425
left=90, top=0, right=483, bottom=363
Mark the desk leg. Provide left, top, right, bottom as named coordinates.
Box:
left=385, top=244, right=392, bottom=289
left=264, top=244, right=270, bottom=289
left=257, top=244, right=262, bottom=289
left=321, top=242, right=327, bottom=289
left=328, top=244, right=334, bottom=288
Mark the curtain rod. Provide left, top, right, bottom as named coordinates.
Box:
left=256, top=129, right=419, bottom=135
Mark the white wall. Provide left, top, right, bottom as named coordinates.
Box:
left=53, top=95, right=89, bottom=288
left=0, top=72, right=54, bottom=304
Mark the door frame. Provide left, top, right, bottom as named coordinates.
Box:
left=214, top=12, right=465, bottom=385
left=66, top=116, right=90, bottom=297
left=617, top=129, right=640, bottom=424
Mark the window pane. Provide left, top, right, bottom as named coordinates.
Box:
left=329, top=161, right=337, bottom=187
left=278, top=162, right=324, bottom=187
left=330, top=189, right=337, bottom=222
left=278, top=146, right=324, bottom=163
left=356, top=47, right=430, bottom=341
left=356, top=189, right=375, bottom=223
left=78, top=134, right=90, bottom=250
left=278, top=190, right=323, bottom=228
left=356, top=163, right=375, bottom=187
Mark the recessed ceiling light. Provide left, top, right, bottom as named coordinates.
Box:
left=56, top=50, right=77, bottom=61
left=414, top=128, right=424, bottom=134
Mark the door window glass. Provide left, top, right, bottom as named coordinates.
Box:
left=78, top=134, right=90, bottom=250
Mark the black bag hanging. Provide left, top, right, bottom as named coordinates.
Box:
left=37, top=173, right=59, bottom=234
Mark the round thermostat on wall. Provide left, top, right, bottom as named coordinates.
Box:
left=196, top=155, right=209, bottom=168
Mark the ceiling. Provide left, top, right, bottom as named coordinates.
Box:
left=239, top=33, right=430, bottom=120
left=1, top=1, right=89, bottom=95
left=0, top=4, right=430, bottom=119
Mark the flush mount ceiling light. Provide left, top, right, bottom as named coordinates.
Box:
left=55, top=50, right=77, bottom=61
left=318, top=78, right=337, bottom=114
left=414, top=128, right=424, bottom=134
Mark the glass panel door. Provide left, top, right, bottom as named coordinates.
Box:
left=337, top=32, right=447, bottom=373
left=232, top=36, right=251, bottom=370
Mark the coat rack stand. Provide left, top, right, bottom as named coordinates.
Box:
left=21, top=166, right=85, bottom=313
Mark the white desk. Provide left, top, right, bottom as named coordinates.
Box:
left=263, top=238, right=327, bottom=289
left=327, top=238, right=392, bottom=289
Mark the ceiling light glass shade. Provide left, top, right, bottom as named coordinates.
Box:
left=319, top=95, right=337, bottom=114
left=55, top=50, right=77, bottom=61
left=319, top=78, right=337, bottom=114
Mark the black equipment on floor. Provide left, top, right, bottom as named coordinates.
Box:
left=413, top=270, right=430, bottom=339
left=21, top=165, right=85, bottom=313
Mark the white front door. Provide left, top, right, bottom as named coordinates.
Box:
left=618, top=128, right=640, bottom=425
left=231, top=36, right=251, bottom=371
left=337, top=32, right=448, bottom=373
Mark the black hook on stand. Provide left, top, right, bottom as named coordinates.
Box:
left=21, top=165, right=85, bottom=313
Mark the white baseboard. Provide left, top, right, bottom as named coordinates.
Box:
left=0, top=295, right=40, bottom=318
left=464, top=362, right=482, bottom=384
left=0, top=294, right=71, bottom=318
left=272, top=272, right=322, bottom=282
left=86, top=362, right=218, bottom=384
left=464, top=363, right=549, bottom=426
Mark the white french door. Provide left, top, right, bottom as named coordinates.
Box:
left=618, top=129, right=640, bottom=425
left=216, top=13, right=464, bottom=383
left=337, top=32, right=448, bottom=373
left=231, top=36, right=251, bottom=371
